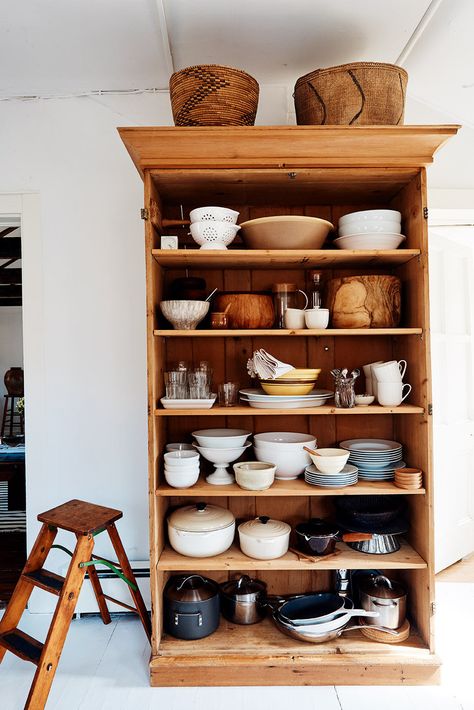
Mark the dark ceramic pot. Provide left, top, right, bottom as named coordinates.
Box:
left=4, top=367, right=24, bottom=396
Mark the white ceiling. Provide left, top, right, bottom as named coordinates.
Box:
left=0, top=0, right=472, bottom=187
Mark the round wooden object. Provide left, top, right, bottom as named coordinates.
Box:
left=359, top=617, right=410, bottom=643
left=214, top=292, right=275, bottom=329
left=327, top=275, right=401, bottom=328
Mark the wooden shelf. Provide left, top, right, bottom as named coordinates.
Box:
left=156, top=478, right=425, bottom=497
left=152, top=248, right=420, bottom=270
left=151, top=617, right=438, bottom=686
left=155, top=404, right=424, bottom=416
left=157, top=541, right=427, bottom=571
left=155, top=327, right=423, bottom=337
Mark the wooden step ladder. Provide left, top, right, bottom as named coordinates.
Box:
left=0, top=499, right=151, bottom=709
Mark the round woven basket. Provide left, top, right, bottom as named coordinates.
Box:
left=294, top=62, right=408, bottom=125
left=169, top=64, right=259, bottom=126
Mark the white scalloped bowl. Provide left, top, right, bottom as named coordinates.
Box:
left=338, top=220, right=401, bottom=237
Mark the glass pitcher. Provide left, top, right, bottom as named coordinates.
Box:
left=272, top=283, right=308, bottom=328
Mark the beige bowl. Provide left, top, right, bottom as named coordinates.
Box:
left=310, top=448, right=350, bottom=473
left=233, top=461, right=276, bottom=490
left=240, top=216, right=333, bottom=250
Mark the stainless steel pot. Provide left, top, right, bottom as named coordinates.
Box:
left=220, top=575, right=267, bottom=625
left=358, top=575, right=407, bottom=629
left=346, top=533, right=401, bottom=554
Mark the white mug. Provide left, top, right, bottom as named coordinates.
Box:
left=304, top=308, right=329, bottom=329
left=284, top=308, right=306, bottom=329
left=372, top=360, right=407, bottom=383
left=363, top=361, right=383, bottom=396
left=377, top=381, right=412, bottom=407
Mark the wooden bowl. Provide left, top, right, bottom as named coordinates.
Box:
left=214, top=293, right=275, bottom=329
left=239, top=216, right=333, bottom=250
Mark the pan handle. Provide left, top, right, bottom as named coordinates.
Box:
left=341, top=533, right=374, bottom=542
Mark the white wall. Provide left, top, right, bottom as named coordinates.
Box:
left=0, top=306, right=23, bottom=398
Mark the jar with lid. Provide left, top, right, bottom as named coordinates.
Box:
left=272, top=283, right=308, bottom=328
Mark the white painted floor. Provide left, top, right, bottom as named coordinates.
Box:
left=1, top=581, right=473, bottom=710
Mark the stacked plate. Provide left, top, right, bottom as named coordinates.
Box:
left=240, top=389, right=333, bottom=410
left=339, top=439, right=404, bottom=482
left=304, top=463, right=358, bottom=488
left=335, top=209, right=405, bottom=250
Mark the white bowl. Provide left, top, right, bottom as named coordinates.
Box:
left=338, top=220, right=401, bottom=236
left=164, top=461, right=200, bottom=471
left=189, top=206, right=239, bottom=224
left=304, top=308, right=329, bottom=329
left=192, top=428, right=251, bottom=449
left=160, top=300, right=209, bottom=329
left=355, top=394, right=375, bottom=406
left=310, top=448, right=350, bottom=474
left=339, top=210, right=401, bottom=227
left=189, top=221, right=240, bottom=250
left=233, top=461, right=276, bottom=491
left=333, top=234, right=406, bottom=250
left=166, top=443, right=194, bottom=452
left=164, top=450, right=199, bottom=465
left=164, top=469, right=200, bottom=488
left=193, top=443, right=251, bottom=464
left=253, top=432, right=316, bottom=480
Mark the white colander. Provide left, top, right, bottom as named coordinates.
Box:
left=189, top=206, right=240, bottom=224
left=190, top=221, right=240, bottom=250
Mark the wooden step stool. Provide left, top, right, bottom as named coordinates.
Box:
left=0, top=499, right=151, bottom=709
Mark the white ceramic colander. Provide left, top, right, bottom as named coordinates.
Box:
left=189, top=221, right=240, bottom=250
left=189, top=206, right=239, bottom=224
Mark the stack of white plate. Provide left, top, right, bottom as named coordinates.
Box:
left=304, top=463, right=358, bottom=488
left=240, top=389, right=333, bottom=410
left=339, top=439, right=404, bottom=481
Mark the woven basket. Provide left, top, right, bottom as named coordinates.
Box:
left=294, top=62, right=408, bottom=126
left=169, top=64, right=259, bottom=126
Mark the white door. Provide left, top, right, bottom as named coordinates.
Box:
left=430, top=226, right=474, bottom=572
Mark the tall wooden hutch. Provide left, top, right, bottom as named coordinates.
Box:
left=119, top=125, right=457, bottom=686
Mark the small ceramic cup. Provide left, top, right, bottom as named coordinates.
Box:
left=377, top=381, right=412, bottom=406
left=304, top=308, right=329, bottom=329
left=372, top=360, right=407, bottom=382
left=284, top=308, right=306, bottom=329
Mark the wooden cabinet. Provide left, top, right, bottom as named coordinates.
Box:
left=119, top=125, right=458, bottom=687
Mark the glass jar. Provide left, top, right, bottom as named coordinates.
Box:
left=272, top=283, right=308, bottom=328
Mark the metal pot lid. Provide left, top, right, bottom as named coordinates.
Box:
left=220, top=574, right=267, bottom=600
left=168, top=502, right=235, bottom=532
left=164, top=574, right=219, bottom=602
left=238, top=516, right=291, bottom=539
left=295, top=518, right=340, bottom=539
left=358, top=574, right=406, bottom=600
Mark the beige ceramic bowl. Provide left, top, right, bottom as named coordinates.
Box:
left=260, top=381, right=316, bottom=396
left=276, top=368, right=321, bottom=380
left=239, top=216, right=333, bottom=250
left=310, top=448, right=350, bottom=474
left=233, top=461, right=276, bottom=491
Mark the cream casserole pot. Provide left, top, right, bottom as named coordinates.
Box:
left=238, top=516, right=291, bottom=560
left=168, top=502, right=235, bottom=558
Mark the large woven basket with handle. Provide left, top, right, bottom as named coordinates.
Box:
left=294, top=62, right=408, bottom=126
left=169, top=64, right=259, bottom=126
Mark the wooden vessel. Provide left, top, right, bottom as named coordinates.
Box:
left=327, top=274, right=401, bottom=328
left=119, top=124, right=458, bottom=687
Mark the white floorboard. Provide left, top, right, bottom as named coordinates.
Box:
left=1, top=582, right=473, bottom=710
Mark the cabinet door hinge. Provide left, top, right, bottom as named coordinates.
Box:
left=428, top=403, right=433, bottom=415
left=430, top=601, right=436, bottom=616
left=423, top=206, right=429, bottom=220
left=141, top=208, right=149, bottom=220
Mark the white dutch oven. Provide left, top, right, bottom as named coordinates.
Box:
left=238, top=516, right=291, bottom=560
left=167, top=502, right=235, bottom=558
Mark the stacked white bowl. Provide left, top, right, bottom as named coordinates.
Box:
left=335, top=209, right=405, bottom=250
left=192, top=428, right=252, bottom=485
left=189, top=206, right=241, bottom=250
left=164, top=450, right=200, bottom=488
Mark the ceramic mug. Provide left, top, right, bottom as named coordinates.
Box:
left=284, top=308, right=306, bottom=329
left=304, top=308, right=329, bottom=329
left=363, top=361, right=383, bottom=396
left=377, top=381, right=412, bottom=407
left=372, top=360, right=407, bottom=383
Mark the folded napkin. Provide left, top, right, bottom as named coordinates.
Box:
left=247, top=349, right=294, bottom=380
